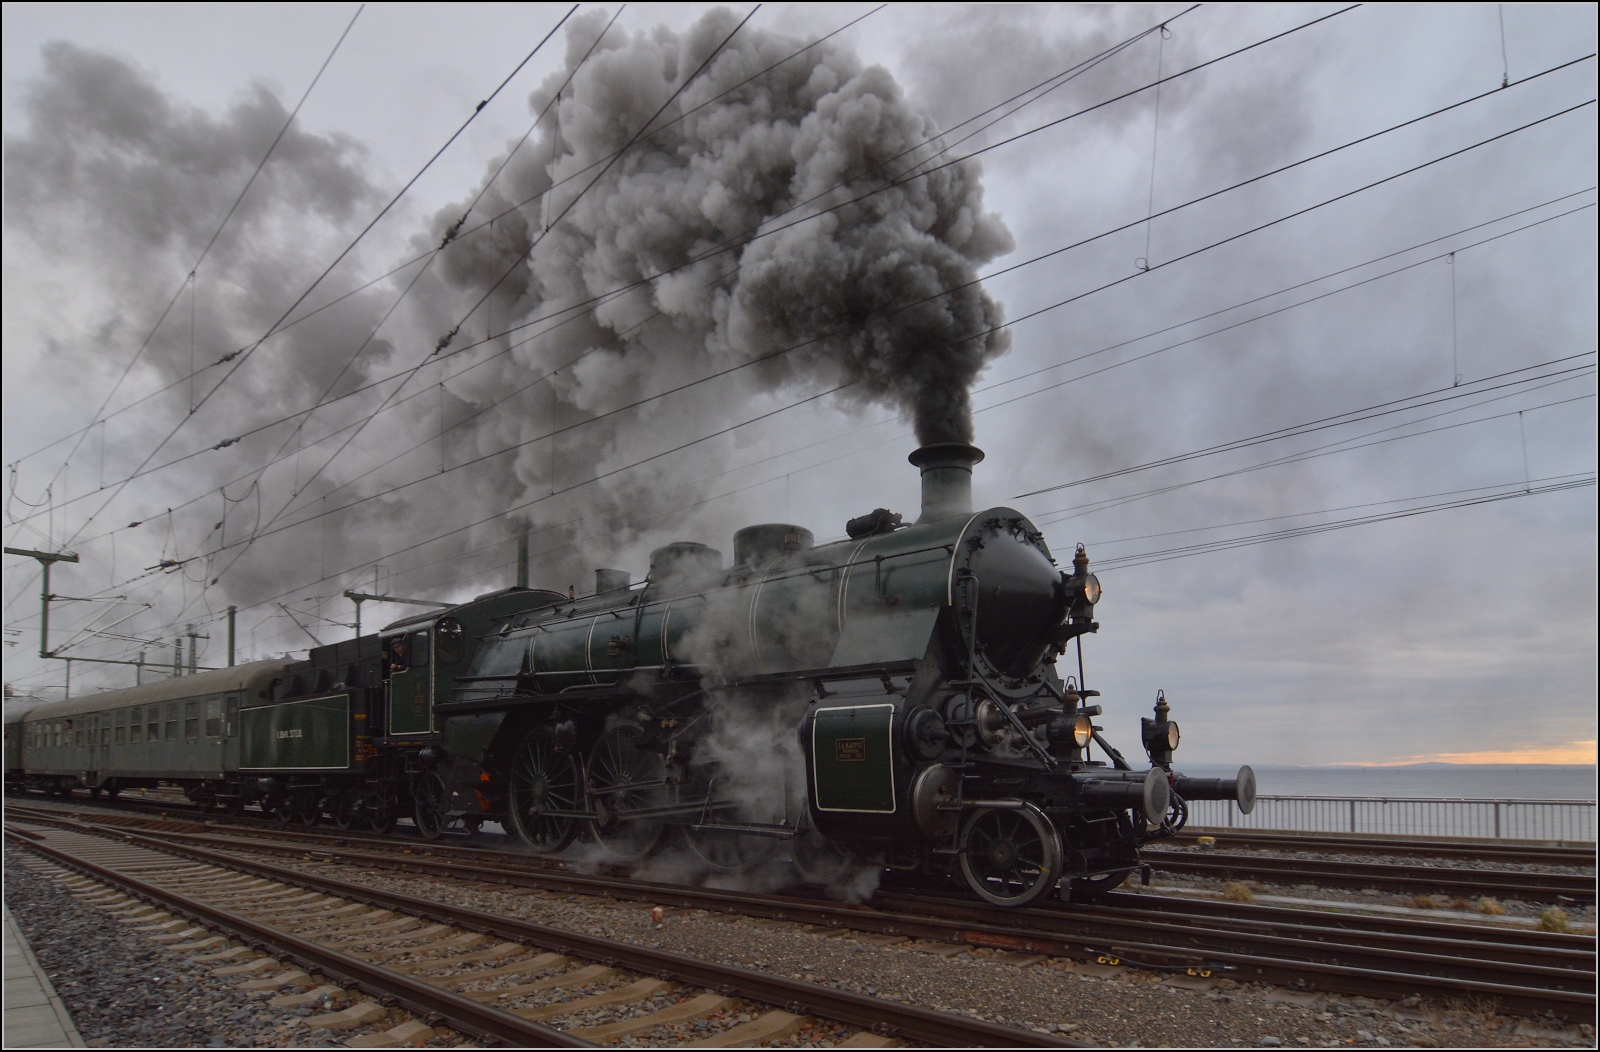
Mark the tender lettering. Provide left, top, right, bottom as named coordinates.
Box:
left=835, top=737, right=866, bottom=762
left=275, top=729, right=304, bottom=739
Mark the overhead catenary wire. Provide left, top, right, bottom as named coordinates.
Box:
left=0, top=8, right=1497, bottom=569
left=1019, top=357, right=1597, bottom=501
left=15, top=12, right=1600, bottom=674
left=1077, top=475, right=1595, bottom=571
left=12, top=45, right=1591, bottom=544
left=212, top=5, right=765, bottom=600
left=15, top=171, right=1600, bottom=639
left=185, top=104, right=1600, bottom=555
left=176, top=362, right=1598, bottom=634
left=3, top=2, right=902, bottom=477
left=41, top=5, right=579, bottom=555
left=5, top=5, right=368, bottom=494
left=1029, top=384, right=1596, bottom=528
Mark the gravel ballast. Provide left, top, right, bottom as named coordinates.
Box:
left=259, top=850, right=1594, bottom=1048
left=7, top=831, right=1595, bottom=1049
left=2, top=844, right=470, bottom=1048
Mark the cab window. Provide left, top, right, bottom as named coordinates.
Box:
left=411, top=630, right=431, bottom=668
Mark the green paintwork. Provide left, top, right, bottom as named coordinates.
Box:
left=388, top=667, right=432, bottom=735
left=662, top=597, right=704, bottom=665
left=811, top=703, right=897, bottom=813
left=447, top=508, right=1052, bottom=695
left=588, top=612, right=628, bottom=684
left=442, top=712, right=505, bottom=763
left=530, top=618, right=592, bottom=689
left=830, top=606, right=941, bottom=666
left=240, top=695, right=351, bottom=770
left=634, top=607, right=666, bottom=668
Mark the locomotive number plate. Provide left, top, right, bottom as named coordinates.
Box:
left=835, top=738, right=867, bottom=762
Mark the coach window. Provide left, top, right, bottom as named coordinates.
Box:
left=148, top=709, right=160, bottom=742
left=411, top=630, right=431, bottom=668
left=205, top=697, right=222, bottom=738
left=165, top=703, right=178, bottom=742
left=184, top=701, right=200, bottom=742
left=225, top=695, right=239, bottom=736
left=129, top=708, right=141, bottom=744
left=77, top=727, right=86, bottom=747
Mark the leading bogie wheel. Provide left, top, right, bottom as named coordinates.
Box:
left=958, top=804, right=1064, bottom=907
left=413, top=772, right=449, bottom=840
left=585, top=724, right=670, bottom=862
left=507, top=728, right=583, bottom=854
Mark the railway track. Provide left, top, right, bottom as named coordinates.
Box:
left=1141, top=847, right=1596, bottom=902
left=9, top=804, right=1595, bottom=1021
left=13, top=792, right=1592, bottom=905
left=1175, top=828, right=1596, bottom=865
left=5, top=817, right=1070, bottom=1048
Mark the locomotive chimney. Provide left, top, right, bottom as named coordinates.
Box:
left=908, top=442, right=985, bottom=524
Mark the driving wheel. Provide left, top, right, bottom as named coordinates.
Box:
left=679, top=760, right=779, bottom=872
left=958, top=804, right=1063, bottom=907
left=585, top=725, right=669, bottom=862
left=507, top=728, right=583, bottom=854
left=413, top=772, right=448, bottom=841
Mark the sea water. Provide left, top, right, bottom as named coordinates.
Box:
left=1175, top=764, right=1596, bottom=838
left=1180, top=764, right=1596, bottom=801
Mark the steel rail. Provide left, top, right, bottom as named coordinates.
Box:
left=1174, top=828, right=1596, bottom=864
left=153, top=827, right=1597, bottom=972
left=869, top=890, right=1595, bottom=986
left=3, top=827, right=587, bottom=1048
left=19, top=810, right=1595, bottom=1022
left=15, top=794, right=1595, bottom=868
left=13, top=801, right=1592, bottom=950
left=1142, top=849, right=1596, bottom=901
left=6, top=819, right=1075, bottom=1049
left=12, top=805, right=1591, bottom=971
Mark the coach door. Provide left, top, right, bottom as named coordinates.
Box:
left=87, top=715, right=100, bottom=777
left=387, top=629, right=433, bottom=736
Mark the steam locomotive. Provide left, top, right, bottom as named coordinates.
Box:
left=5, top=442, right=1254, bottom=906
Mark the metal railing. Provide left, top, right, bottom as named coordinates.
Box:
left=1186, top=795, right=1597, bottom=842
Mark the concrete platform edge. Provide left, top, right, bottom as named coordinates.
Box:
left=5, top=902, right=88, bottom=1049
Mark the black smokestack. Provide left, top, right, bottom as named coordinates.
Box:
left=909, top=442, right=984, bottom=523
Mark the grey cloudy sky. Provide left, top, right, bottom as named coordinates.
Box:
left=3, top=3, right=1595, bottom=766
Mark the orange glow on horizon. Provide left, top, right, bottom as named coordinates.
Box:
left=1336, top=740, right=1599, bottom=766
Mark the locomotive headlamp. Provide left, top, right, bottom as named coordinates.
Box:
left=1081, top=573, right=1102, bottom=605
left=1073, top=712, right=1094, bottom=749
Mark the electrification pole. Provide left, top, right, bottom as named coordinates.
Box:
left=4, top=546, right=80, bottom=658
left=343, top=591, right=453, bottom=640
